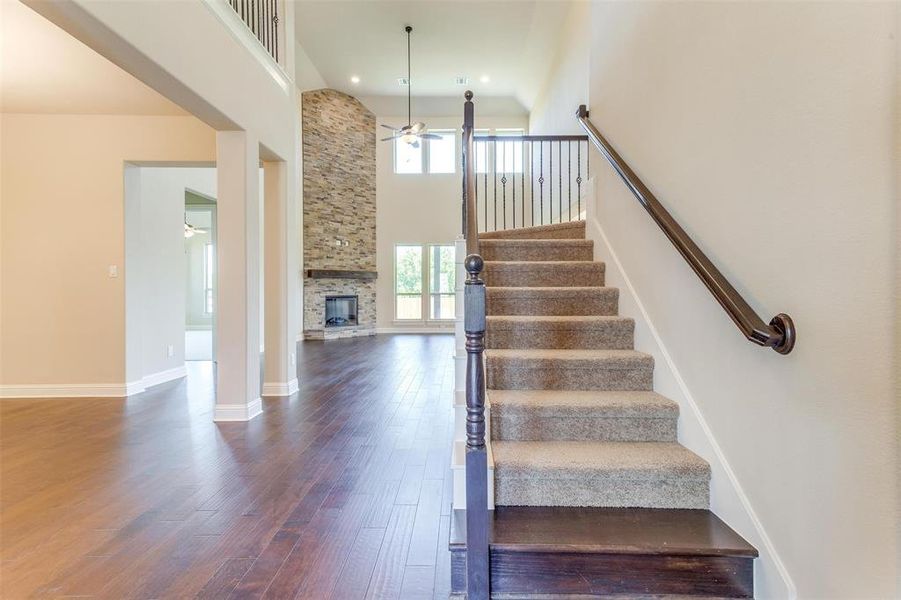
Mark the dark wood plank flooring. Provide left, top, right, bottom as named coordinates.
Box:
left=0, top=334, right=456, bottom=599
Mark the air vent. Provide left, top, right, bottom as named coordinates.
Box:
left=455, top=76, right=470, bottom=85
left=397, top=77, right=410, bottom=86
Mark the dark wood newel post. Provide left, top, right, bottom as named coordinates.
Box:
left=464, top=253, right=489, bottom=599
left=461, top=90, right=489, bottom=600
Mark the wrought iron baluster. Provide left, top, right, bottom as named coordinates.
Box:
left=530, top=141, right=535, bottom=227
left=501, top=141, right=507, bottom=230
left=558, top=140, right=562, bottom=224
left=577, top=141, right=582, bottom=217
left=539, top=141, right=544, bottom=225
left=521, top=144, right=525, bottom=228
left=511, top=142, right=516, bottom=229
left=568, top=141, right=572, bottom=221
left=493, top=142, right=497, bottom=231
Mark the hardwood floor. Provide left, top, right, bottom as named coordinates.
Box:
left=0, top=334, right=456, bottom=599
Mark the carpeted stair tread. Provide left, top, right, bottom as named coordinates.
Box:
left=492, top=441, right=710, bottom=508
left=480, top=220, right=586, bottom=240
left=493, top=441, right=709, bottom=480
left=480, top=239, right=594, bottom=262
left=489, top=389, right=677, bottom=418
left=483, top=261, right=604, bottom=287
left=486, top=348, right=653, bottom=370
left=486, top=286, right=619, bottom=316
left=489, top=390, right=678, bottom=442
left=486, top=315, right=634, bottom=350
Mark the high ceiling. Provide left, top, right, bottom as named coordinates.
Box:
left=294, top=0, right=571, bottom=116
left=0, top=1, right=185, bottom=115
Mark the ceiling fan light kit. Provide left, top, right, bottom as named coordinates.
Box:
left=379, top=25, right=438, bottom=146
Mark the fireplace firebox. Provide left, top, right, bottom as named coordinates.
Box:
left=324, top=295, right=358, bottom=328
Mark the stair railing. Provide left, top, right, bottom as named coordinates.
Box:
left=576, top=105, right=796, bottom=354
left=227, top=0, right=281, bottom=63
left=461, top=91, right=490, bottom=599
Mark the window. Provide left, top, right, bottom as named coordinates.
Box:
left=474, top=129, right=490, bottom=174
left=496, top=128, right=524, bottom=174
left=429, top=245, right=456, bottom=319
left=394, top=243, right=456, bottom=321
left=203, top=243, right=214, bottom=314
left=395, top=245, right=423, bottom=319
left=428, top=131, right=456, bottom=173
left=393, top=130, right=456, bottom=174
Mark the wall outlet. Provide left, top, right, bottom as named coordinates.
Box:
left=167, top=345, right=174, bottom=358
left=108, top=265, right=118, bottom=278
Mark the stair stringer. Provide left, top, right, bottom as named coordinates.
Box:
left=583, top=177, right=795, bottom=598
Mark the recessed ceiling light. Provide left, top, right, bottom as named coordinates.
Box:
left=480, top=75, right=490, bottom=83
left=455, top=76, right=469, bottom=85
left=350, top=75, right=360, bottom=84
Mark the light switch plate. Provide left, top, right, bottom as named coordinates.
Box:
left=108, top=265, right=118, bottom=278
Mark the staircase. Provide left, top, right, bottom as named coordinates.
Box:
left=450, top=221, right=757, bottom=598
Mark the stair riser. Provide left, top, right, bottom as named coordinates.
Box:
left=487, top=293, right=619, bottom=316
left=469, top=551, right=752, bottom=598
left=495, top=477, right=709, bottom=509
left=480, top=222, right=586, bottom=240
left=492, top=415, right=677, bottom=442
left=487, top=323, right=634, bottom=350
left=480, top=244, right=593, bottom=262
left=487, top=366, right=653, bottom=391
left=484, top=264, right=605, bottom=287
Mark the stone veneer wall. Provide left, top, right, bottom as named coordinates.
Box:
left=302, top=89, right=377, bottom=339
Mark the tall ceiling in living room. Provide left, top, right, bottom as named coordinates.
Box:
left=0, top=0, right=185, bottom=115
left=294, top=0, right=572, bottom=116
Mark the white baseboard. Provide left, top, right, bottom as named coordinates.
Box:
left=0, top=383, right=131, bottom=399
left=376, top=327, right=454, bottom=334
left=140, top=365, right=188, bottom=391
left=214, top=397, right=263, bottom=422
left=262, top=378, right=299, bottom=397
left=1, top=365, right=188, bottom=399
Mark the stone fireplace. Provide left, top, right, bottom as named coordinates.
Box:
left=301, top=89, right=377, bottom=340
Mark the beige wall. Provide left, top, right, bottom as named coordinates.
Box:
left=0, top=114, right=215, bottom=389
left=528, top=1, right=589, bottom=136
left=375, top=115, right=527, bottom=332
left=526, top=1, right=898, bottom=595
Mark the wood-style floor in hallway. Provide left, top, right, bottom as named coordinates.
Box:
left=1, top=334, right=456, bottom=599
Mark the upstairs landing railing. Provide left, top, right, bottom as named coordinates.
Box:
left=227, top=0, right=280, bottom=62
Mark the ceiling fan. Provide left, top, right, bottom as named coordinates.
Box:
left=380, top=25, right=440, bottom=148
left=184, top=215, right=207, bottom=238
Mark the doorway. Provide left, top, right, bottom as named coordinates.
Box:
left=184, top=191, right=217, bottom=361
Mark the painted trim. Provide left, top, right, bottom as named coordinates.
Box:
left=214, top=397, right=263, bottom=422
left=200, top=0, right=290, bottom=94
left=262, top=378, right=299, bottom=397
left=376, top=327, right=454, bottom=335
left=141, top=365, right=188, bottom=390
left=585, top=188, right=795, bottom=597
left=0, top=383, right=131, bottom=399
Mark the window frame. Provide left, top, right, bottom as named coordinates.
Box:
left=393, top=129, right=457, bottom=175
left=203, top=242, right=214, bottom=315
left=393, top=242, right=456, bottom=323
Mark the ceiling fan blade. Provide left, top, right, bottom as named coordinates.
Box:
left=381, top=135, right=402, bottom=142
left=419, top=133, right=442, bottom=140
left=380, top=124, right=400, bottom=131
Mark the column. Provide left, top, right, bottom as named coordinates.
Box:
left=214, top=131, right=262, bottom=421
left=262, top=159, right=299, bottom=396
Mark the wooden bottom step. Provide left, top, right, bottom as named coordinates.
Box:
left=449, top=507, right=757, bottom=598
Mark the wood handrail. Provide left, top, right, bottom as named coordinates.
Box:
left=463, top=91, right=479, bottom=254
left=576, top=105, right=795, bottom=354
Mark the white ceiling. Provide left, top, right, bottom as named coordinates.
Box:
left=0, top=0, right=185, bottom=115
left=294, top=0, right=571, bottom=116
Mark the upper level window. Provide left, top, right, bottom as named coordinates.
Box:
left=394, top=130, right=456, bottom=174
left=496, top=128, right=524, bottom=174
